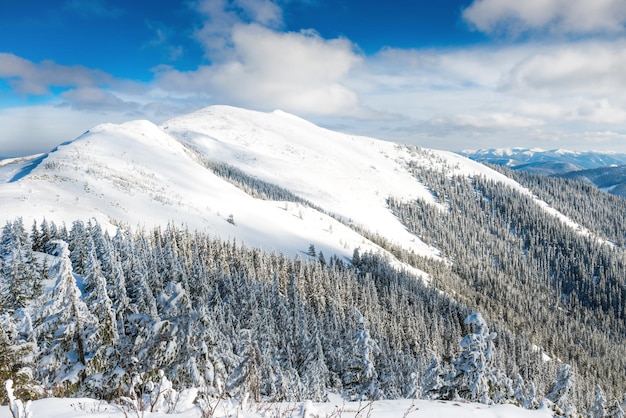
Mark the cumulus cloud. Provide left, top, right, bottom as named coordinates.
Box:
left=156, top=24, right=366, bottom=116
left=337, top=41, right=626, bottom=152
left=193, top=0, right=283, bottom=58
left=60, top=87, right=140, bottom=112
left=0, top=53, right=113, bottom=95
left=502, top=42, right=626, bottom=97
left=4, top=0, right=626, bottom=156
left=463, top=0, right=626, bottom=35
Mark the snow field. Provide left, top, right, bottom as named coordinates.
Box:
left=0, top=396, right=554, bottom=418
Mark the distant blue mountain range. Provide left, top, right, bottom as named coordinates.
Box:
left=459, top=148, right=626, bottom=198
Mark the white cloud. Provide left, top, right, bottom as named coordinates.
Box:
left=184, top=0, right=371, bottom=117
left=0, top=106, right=131, bottom=157
left=235, top=0, right=282, bottom=27
left=436, top=113, right=544, bottom=130
left=333, top=41, right=626, bottom=152
left=4, top=0, right=626, bottom=156
left=0, top=53, right=113, bottom=95
left=60, top=87, right=140, bottom=112
left=193, top=0, right=283, bottom=58
left=156, top=24, right=367, bottom=116
left=568, top=99, right=626, bottom=124
left=502, top=42, right=626, bottom=98
left=463, top=0, right=626, bottom=35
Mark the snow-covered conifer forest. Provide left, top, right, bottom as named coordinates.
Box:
left=1, top=106, right=626, bottom=417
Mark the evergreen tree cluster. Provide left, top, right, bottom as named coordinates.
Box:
left=2, top=217, right=616, bottom=415
left=496, top=165, right=626, bottom=247
left=387, top=156, right=626, bottom=411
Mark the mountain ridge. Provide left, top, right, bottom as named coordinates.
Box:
left=460, top=147, right=626, bottom=197
left=460, top=147, right=626, bottom=172
left=0, top=105, right=612, bottom=265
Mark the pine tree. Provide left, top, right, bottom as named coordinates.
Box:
left=82, top=242, right=120, bottom=396
left=226, top=329, right=262, bottom=402
left=546, top=364, right=576, bottom=417
left=422, top=351, right=444, bottom=399
left=0, top=219, right=42, bottom=312
left=300, top=331, right=329, bottom=401
left=454, top=312, right=497, bottom=404
left=591, top=385, right=608, bottom=418
left=68, top=221, right=88, bottom=275
left=343, top=309, right=379, bottom=401
left=35, top=240, right=99, bottom=394
left=0, top=313, right=38, bottom=404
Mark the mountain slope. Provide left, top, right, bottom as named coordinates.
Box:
left=557, top=165, right=626, bottom=198
left=0, top=106, right=612, bottom=267
left=0, top=119, right=401, bottom=266
left=2, top=106, right=626, bottom=412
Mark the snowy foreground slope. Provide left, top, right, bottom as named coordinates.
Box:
left=0, top=105, right=594, bottom=268
left=0, top=396, right=552, bottom=418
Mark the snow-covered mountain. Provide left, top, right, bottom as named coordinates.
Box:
left=3, top=106, right=626, bottom=414
left=460, top=147, right=626, bottom=174
left=0, top=106, right=607, bottom=267
left=557, top=164, right=626, bottom=198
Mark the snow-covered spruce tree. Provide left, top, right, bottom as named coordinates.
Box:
left=0, top=219, right=43, bottom=313
left=513, top=373, right=527, bottom=407
left=34, top=240, right=99, bottom=396
left=300, top=329, right=330, bottom=401
left=226, top=329, right=262, bottom=402
left=513, top=373, right=538, bottom=409
left=0, top=307, right=41, bottom=404
left=453, top=312, right=497, bottom=404
left=30, top=219, right=48, bottom=253
left=101, top=234, right=131, bottom=340
left=421, top=351, right=444, bottom=400
left=590, top=384, right=607, bottom=418
left=342, top=309, right=380, bottom=401
left=82, top=242, right=121, bottom=397
left=144, top=279, right=205, bottom=390
left=546, top=364, right=576, bottom=417
left=488, top=368, right=513, bottom=404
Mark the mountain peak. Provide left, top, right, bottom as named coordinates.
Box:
left=1, top=104, right=596, bottom=267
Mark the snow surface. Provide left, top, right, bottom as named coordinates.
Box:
left=0, top=153, right=45, bottom=183
left=0, top=396, right=553, bottom=418
left=162, top=106, right=440, bottom=258
left=0, top=105, right=607, bottom=271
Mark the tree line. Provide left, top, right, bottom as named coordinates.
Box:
left=1, top=217, right=614, bottom=416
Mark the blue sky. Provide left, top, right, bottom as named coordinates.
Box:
left=2, top=0, right=626, bottom=157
